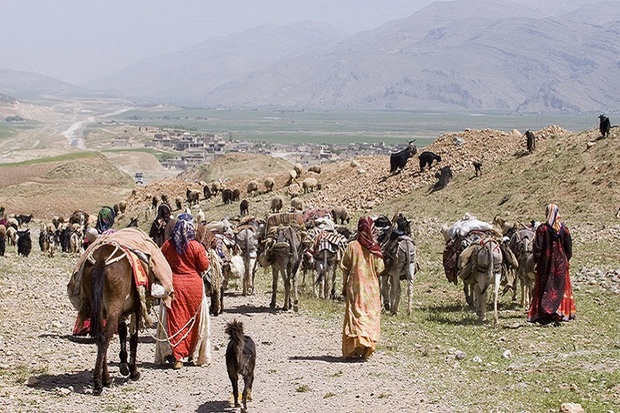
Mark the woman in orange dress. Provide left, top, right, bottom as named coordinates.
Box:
left=528, top=204, right=576, bottom=325
left=160, top=214, right=211, bottom=368
left=341, top=216, right=385, bottom=360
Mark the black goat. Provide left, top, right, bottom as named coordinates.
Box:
left=186, top=188, right=200, bottom=206
left=232, top=189, right=241, bottom=202
left=203, top=185, right=212, bottom=200
left=389, top=140, right=417, bottom=174
left=473, top=161, right=483, bottom=177
left=525, top=130, right=536, bottom=153
left=225, top=320, right=256, bottom=413
left=17, top=229, right=32, bottom=257
left=418, top=151, right=442, bottom=171
left=222, top=188, right=234, bottom=205
left=599, top=115, right=611, bottom=138
left=15, top=214, right=34, bottom=227
left=240, top=199, right=249, bottom=216
left=432, top=166, right=453, bottom=191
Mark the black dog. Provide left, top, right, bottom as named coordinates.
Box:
left=225, top=320, right=256, bottom=412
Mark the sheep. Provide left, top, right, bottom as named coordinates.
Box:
left=288, top=183, right=301, bottom=198
left=175, top=196, right=183, bottom=211
left=308, top=165, right=321, bottom=174
left=118, top=201, right=127, bottom=214
left=247, top=180, right=259, bottom=194
left=291, top=197, right=304, bottom=211
left=286, top=170, right=297, bottom=186
left=196, top=209, right=206, bottom=224
left=264, top=177, right=275, bottom=192
left=211, top=181, right=223, bottom=195
left=332, top=206, right=350, bottom=225
left=293, top=163, right=303, bottom=176
left=240, top=199, right=249, bottom=215
left=6, top=217, right=18, bottom=230
left=302, top=177, right=320, bottom=193
left=270, top=195, right=284, bottom=213
left=0, top=224, right=5, bottom=256
left=211, top=181, right=224, bottom=195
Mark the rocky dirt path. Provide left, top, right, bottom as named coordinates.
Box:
left=0, top=252, right=450, bottom=413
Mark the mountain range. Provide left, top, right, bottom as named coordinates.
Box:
left=2, top=0, right=620, bottom=113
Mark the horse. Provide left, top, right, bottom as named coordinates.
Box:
left=380, top=235, right=418, bottom=315
left=79, top=244, right=142, bottom=395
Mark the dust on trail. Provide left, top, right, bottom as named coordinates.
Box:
left=0, top=253, right=449, bottom=413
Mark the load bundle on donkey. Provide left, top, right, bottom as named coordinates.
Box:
left=441, top=213, right=516, bottom=323
left=195, top=219, right=237, bottom=316
left=66, top=228, right=174, bottom=395
left=378, top=213, right=419, bottom=316
left=259, top=212, right=306, bottom=311
left=303, top=216, right=348, bottom=300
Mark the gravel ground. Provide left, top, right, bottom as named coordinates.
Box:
left=0, top=250, right=450, bottom=413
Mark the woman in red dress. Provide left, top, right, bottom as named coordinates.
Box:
left=528, top=204, right=576, bottom=325
left=161, top=213, right=211, bottom=368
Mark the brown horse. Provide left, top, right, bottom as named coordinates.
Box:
left=79, top=244, right=142, bottom=395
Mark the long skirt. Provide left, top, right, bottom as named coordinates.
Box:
left=155, top=276, right=211, bottom=365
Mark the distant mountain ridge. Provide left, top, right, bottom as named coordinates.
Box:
left=0, top=68, right=85, bottom=100
left=2, top=0, right=620, bottom=113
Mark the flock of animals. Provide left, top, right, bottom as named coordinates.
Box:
left=0, top=115, right=614, bottom=403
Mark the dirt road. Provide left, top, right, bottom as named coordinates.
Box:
left=0, top=252, right=449, bottom=413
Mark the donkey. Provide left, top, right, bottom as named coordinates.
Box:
left=236, top=227, right=259, bottom=296
left=510, top=228, right=536, bottom=309
left=264, top=226, right=303, bottom=311
left=79, top=244, right=142, bottom=395
left=313, top=231, right=348, bottom=300
left=380, top=214, right=417, bottom=315
left=471, top=239, right=503, bottom=323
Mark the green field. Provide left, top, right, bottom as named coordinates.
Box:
left=0, top=120, right=38, bottom=140
left=115, top=109, right=597, bottom=145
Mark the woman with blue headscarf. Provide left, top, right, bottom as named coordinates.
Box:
left=160, top=213, right=211, bottom=368
left=528, top=204, right=576, bottom=325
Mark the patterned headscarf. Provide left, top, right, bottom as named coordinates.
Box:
left=357, top=216, right=383, bottom=258
left=545, top=203, right=562, bottom=234
left=172, top=213, right=195, bottom=255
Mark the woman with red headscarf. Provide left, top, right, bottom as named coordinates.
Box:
left=341, top=216, right=385, bottom=360
left=528, top=204, right=576, bottom=325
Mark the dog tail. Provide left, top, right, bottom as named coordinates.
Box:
left=225, top=319, right=245, bottom=363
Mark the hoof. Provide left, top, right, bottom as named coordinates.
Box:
left=269, top=302, right=276, bottom=309
left=293, top=305, right=299, bottom=313
left=119, top=362, right=130, bottom=376
left=93, top=386, right=103, bottom=396
left=130, top=371, right=140, bottom=381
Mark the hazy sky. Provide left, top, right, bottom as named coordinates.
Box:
left=0, top=0, right=435, bottom=85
